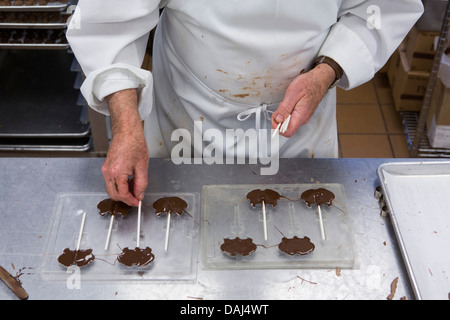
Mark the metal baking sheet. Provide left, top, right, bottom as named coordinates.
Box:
left=0, top=136, right=91, bottom=151
left=0, top=22, right=67, bottom=28
left=0, top=50, right=89, bottom=138
left=202, top=183, right=355, bottom=270
left=0, top=3, right=69, bottom=12
left=0, top=43, right=69, bottom=49
left=377, top=161, right=450, bottom=300
left=39, top=192, right=200, bottom=282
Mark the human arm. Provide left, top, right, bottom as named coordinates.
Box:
left=272, top=0, right=424, bottom=136
left=101, top=89, right=149, bottom=207
left=66, top=0, right=161, bottom=205
left=272, top=63, right=337, bottom=138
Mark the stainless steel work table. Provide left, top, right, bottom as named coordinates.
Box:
left=0, top=157, right=426, bottom=300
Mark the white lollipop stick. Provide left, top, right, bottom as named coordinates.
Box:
left=164, top=213, right=171, bottom=251
left=272, top=122, right=282, bottom=138
left=280, top=114, right=291, bottom=134
left=76, top=211, right=86, bottom=251
left=272, top=114, right=291, bottom=138
left=317, top=204, right=326, bottom=241
left=104, top=214, right=115, bottom=250
left=136, top=200, right=142, bottom=248
left=262, top=200, right=268, bottom=241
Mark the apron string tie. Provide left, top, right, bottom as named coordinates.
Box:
left=236, top=103, right=273, bottom=131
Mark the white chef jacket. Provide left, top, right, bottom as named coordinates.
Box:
left=67, top=0, right=423, bottom=159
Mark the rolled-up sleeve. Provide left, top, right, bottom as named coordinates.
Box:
left=319, top=0, right=424, bottom=89
left=66, top=0, right=161, bottom=118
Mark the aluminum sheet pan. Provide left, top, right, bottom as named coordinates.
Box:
left=0, top=3, right=69, bottom=12
left=0, top=43, right=69, bottom=49
left=377, top=161, right=450, bottom=300
left=0, top=22, right=67, bottom=29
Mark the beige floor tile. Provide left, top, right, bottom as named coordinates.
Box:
left=337, top=81, right=378, bottom=104
left=339, top=134, right=393, bottom=158
left=337, top=104, right=386, bottom=134
left=373, top=73, right=394, bottom=105
left=381, top=104, right=404, bottom=134
left=389, top=134, right=411, bottom=158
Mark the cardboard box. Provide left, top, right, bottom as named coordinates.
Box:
left=404, top=26, right=439, bottom=71
left=387, top=49, right=400, bottom=86
left=427, top=77, right=450, bottom=148
left=388, top=48, right=430, bottom=111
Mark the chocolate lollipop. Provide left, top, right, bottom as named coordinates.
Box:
left=246, top=189, right=281, bottom=207
left=117, top=201, right=155, bottom=267
left=97, top=198, right=131, bottom=217
left=278, top=236, right=315, bottom=256
left=220, top=237, right=257, bottom=257
left=301, top=188, right=335, bottom=241
left=58, top=248, right=95, bottom=268
left=57, top=211, right=95, bottom=268
left=97, top=199, right=131, bottom=250
left=300, top=188, right=335, bottom=207
left=246, top=189, right=282, bottom=241
left=153, top=197, right=188, bottom=251
left=117, top=247, right=154, bottom=267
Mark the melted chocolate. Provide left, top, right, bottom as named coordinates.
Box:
left=117, top=247, right=155, bottom=267
left=97, top=198, right=131, bottom=217
left=278, top=236, right=315, bottom=256
left=246, top=189, right=281, bottom=207
left=220, top=237, right=257, bottom=257
left=301, top=188, right=335, bottom=207
left=57, top=248, right=95, bottom=267
left=153, top=197, right=187, bottom=216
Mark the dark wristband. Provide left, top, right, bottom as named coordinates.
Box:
left=312, top=56, right=343, bottom=88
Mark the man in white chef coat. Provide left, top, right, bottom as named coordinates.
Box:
left=67, top=0, right=423, bottom=206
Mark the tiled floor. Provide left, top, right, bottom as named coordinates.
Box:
left=336, top=72, right=410, bottom=158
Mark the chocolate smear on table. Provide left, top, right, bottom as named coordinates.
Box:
left=300, top=188, right=335, bottom=207
left=153, top=197, right=188, bottom=216
left=57, top=248, right=95, bottom=268
left=246, top=189, right=282, bottom=207
left=278, top=236, right=315, bottom=256
left=220, top=237, right=257, bottom=257
left=117, top=247, right=155, bottom=267
left=97, top=198, right=131, bottom=217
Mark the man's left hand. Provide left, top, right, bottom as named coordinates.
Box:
left=271, top=63, right=336, bottom=137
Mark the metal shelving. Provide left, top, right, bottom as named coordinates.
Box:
left=409, top=0, right=450, bottom=157
left=0, top=0, right=96, bottom=152
left=402, top=111, right=450, bottom=157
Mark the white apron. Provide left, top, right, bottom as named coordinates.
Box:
left=67, top=0, right=423, bottom=159
left=147, top=3, right=338, bottom=159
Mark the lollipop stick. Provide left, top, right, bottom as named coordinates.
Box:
left=317, top=204, right=325, bottom=241
left=262, top=200, right=268, bottom=241
left=136, top=200, right=142, bottom=248
left=272, top=123, right=281, bottom=138
left=104, top=214, right=115, bottom=250
left=76, top=211, right=86, bottom=251
left=164, top=213, right=171, bottom=251
left=280, top=114, right=291, bottom=134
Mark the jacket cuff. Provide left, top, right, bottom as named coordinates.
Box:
left=80, top=63, right=154, bottom=119
left=319, top=21, right=375, bottom=90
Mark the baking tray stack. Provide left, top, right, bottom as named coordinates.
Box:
left=0, top=0, right=71, bottom=50
left=0, top=0, right=92, bottom=152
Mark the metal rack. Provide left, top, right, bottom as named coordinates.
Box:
left=402, top=111, right=450, bottom=157
left=409, top=0, right=450, bottom=157
left=0, top=0, right=107, bottom=153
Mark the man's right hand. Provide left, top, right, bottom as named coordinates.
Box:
left=102, top=89, right=149, bottom=207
